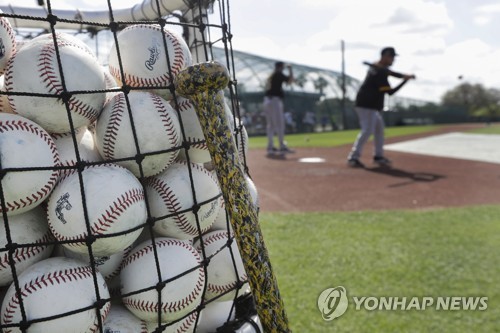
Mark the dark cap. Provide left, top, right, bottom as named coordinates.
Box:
left=381, top=47, right=398, bottom=57
left=275, top=61, right=285, bottom=68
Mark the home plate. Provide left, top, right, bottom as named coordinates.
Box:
left=385, top=132, right=500, bottom=164
left=298, top=157, right=326, bottom=163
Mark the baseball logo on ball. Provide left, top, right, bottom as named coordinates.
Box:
left=47, top=164, right=147, bottom=257
left=108, top=24, right=192, bottom=100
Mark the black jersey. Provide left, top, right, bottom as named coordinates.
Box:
left=355, top=66, right=392, bottom=111
left=265, top=72, right=290, bottom=99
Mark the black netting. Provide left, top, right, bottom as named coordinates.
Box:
left=0, top=1, right=262, bottom=332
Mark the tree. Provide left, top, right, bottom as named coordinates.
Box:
left=313, top=76, right=329, bottom=95
left=441, top=82, right=500, bottom=118
left=294, top=72, right=308, bottom=88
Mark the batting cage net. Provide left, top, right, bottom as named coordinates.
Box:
left=0, top=1, right=290, bottom=332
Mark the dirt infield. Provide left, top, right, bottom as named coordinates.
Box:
left=246, top=124, right=500, bottom=212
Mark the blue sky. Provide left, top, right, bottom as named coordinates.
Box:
left=2, top=0, right=500, bottom=102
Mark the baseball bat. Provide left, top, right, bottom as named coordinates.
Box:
left=363, top=61, right=416, bottom=79
left=174, top=61, right=291, bottom=333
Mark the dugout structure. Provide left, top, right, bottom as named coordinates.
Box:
left=0, top=1, right=290, bottom=332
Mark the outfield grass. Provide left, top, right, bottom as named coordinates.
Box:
left=260, top=206, right=500, bottom=332
left=466, top=124, right=500, bottom=135
left=248, top=125, right=439, bottom=149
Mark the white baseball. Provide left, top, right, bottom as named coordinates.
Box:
left=0, top=206, right=54, bottom=286
left=108, top=24, right=192, bottom=100
left=194, top=230, right=247, bottom=302
left=103, top=65, right=119, bottom=103
left=121, top=237, right=205, bottom=323
left=0, top=257, right=110, bottom=333
left=196, top=300, right=235, bottom=333
left=0, top=12, right=16, bottom=75
left=145, top=161, right=221, bottom=240
left=145, top=311, right=199, bottom=333
left=4, top=36, right=106, bottom=133
left=172, top=97, right=211, bottom=164
left=103, top=305, right=148, bottom=333
left=95, top=91, right=181, bottom=177
left=223, top=100, right=249, bottom=163
left=51, top=127, right=102, bottom=177
left=58, top=244, right=132, bottom=281
left=235, top=117, right=249, bottom=163
left=28, top=32, right=95, bottom=57
left=47, top=164, right=147, bottom=257
left=0, top=113, right=60, bottom=216
left=0, top=75, right=14, bottom=114
left=210, top=174, right=258, bottom=232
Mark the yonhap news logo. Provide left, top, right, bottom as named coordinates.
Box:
left=318, top=286, right=488, bottom=321
left=317, top=286, right=349, bottom=321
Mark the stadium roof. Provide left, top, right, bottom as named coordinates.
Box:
left=212, top=47, right=360, bottom=100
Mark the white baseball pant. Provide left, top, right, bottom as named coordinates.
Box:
left=263, top=96, right=285, bottom=150
left=348, top=106, right=385, bottom=160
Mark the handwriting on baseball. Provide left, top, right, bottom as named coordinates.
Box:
left=55, top=192, right=72, bottom=224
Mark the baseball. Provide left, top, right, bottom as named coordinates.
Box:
left=47, top=163, right=147, bottom=257
left=95, top=91, right=181, bottom=178
left=0, top=113, right=60, bottom=216
left=120, top=237, right=205, bottom=323
left=172, top=97, right=211, bottom=164
left=0, top=257, right=110, bottom=333
left=27, top=32, right=95, bottom=57
left=144, top=161, right=221, bottom=240
left=0, top=206, right=54, bottom=287
left=194, top=230, right=247, bottom=302
left=196, top=300, right=235, bottom=333
left=0, top=76, right=14, bottom=114
left=210, top=174, right=259, bottom=231
left=103, top=305, right=148, bottom=333
left=51, top=127, right=102, bottom=177
left=0, top=11, right=16, bottom=75
left=4, top=35, right=106, bottom=133
left=57, top=244, right=133, bottom=282
left=108, top=24, right=192, bottom=100
left=146, top=312, right=199, bottom=333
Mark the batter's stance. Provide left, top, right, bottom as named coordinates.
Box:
left=347, top=47, right=416, bottom=168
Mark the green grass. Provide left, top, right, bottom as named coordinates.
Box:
left=260, top=206, right=500, bottom=332
left=465, top=124, right=500, bottom=135
left=248, top=125, right=439, bottom=149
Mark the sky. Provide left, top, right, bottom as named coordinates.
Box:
left=1, top=0, right=500, bottom=102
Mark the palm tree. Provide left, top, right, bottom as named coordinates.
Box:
left=313, top=76, right=329, bottom=95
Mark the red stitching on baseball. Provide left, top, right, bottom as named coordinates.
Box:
left=200, top=231, right=247, bottom=295
left=109, top=25, right=187, bottom=88
left=48, top=187, right=145, bottom=244
left=1, top=265, right=110, bottom=332
left=122, top=239, right=204, bottom=315
left=0, top=119, right=59, bottom=214
left=0, top=232, right=53, bottom=270
left=37, top=43, right=100, bottom=121
left=146, top=177, right=200, bottom=237
left=102, top=93, right=126, bottom=160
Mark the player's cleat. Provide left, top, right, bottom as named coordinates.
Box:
left=266, top=147, right=278, bottom=156
left=279, top=146, right=295, bottom=154
left=373, top=156, right=392, bottom=166
left=347, top=158, right=365, bottom=168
